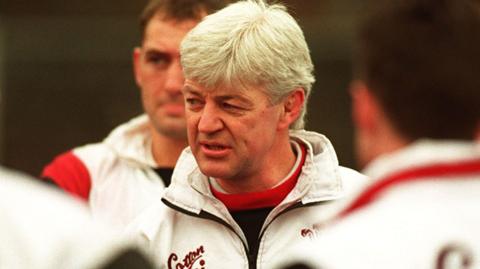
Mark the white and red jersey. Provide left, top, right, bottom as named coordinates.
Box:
left=125, top=130, right=367, bottom=269
left=277, top=140, right=480, bottom=269
left=41, top=115, right=169, bottom=228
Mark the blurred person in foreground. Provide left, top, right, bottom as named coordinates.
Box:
left=41, top=0, right=231, bottom=228
left=0, top=167, right=155, bottom=269
left=278, top=0, right=480, bottom=268
left=126, top=1, right=365, bottom=268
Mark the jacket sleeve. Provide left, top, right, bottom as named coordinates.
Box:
left=41, top=151, right=91, bottom=201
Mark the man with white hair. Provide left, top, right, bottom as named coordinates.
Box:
left=127, top=1, right=365, bottom=268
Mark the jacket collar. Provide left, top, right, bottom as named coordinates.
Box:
left=103, top=114, right=157, bottom=168
left=163, top=130, right=345, bottom=215
left=334, top=140, right=480, bottom=218
left=363, top=139, right=480, bottom=181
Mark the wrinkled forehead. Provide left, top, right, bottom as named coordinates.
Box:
left=182, top=79, right=268, bottom=99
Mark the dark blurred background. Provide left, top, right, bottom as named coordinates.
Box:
left=0, top=0, right=369, bottom=177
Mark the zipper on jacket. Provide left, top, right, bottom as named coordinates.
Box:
left=251, top=200, right=332, bottom=268
left=163, top=198, right=331, bottom=268
left=162, top=198, right=251, bottom=266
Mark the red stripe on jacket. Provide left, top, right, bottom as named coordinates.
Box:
left=340, top=159, right=480, bottom=218
left=41, top=151, right=91, bottom=201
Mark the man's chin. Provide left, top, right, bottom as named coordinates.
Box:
left=153, top=123, right=187, bottom=139
left=198, top=165, right=231, bottom=179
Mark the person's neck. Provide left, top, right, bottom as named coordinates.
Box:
left=150, top=129, right=188, bottom=168
left=215, top=136, right=297, bottom=194
left=360, top=121, right=410, bottom=168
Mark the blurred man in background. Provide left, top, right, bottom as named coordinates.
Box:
left=126, top=1, right=365, bottom=268
left=279, top=0, right=480, bottom=268
left=41, top=0, right=231, bottom=228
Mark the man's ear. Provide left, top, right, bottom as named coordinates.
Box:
left=350, top=80, right=380, bottom=134
left=133, top=47, right=143, bottom=87
left=278, top=88, right=305, bottom=130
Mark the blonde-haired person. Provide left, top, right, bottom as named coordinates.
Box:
left=126, top=1, right=366, bottom=268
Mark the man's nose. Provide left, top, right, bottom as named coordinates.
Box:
left=164, top=60, right=184, bottom=94
left=198, top=103, right=223, bottom=134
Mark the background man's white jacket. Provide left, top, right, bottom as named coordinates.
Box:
left=275, top=141, right=480, bottom=269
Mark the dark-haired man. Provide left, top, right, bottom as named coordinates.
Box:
left=41, top=0, right=231, bottom=228
left=279, top=0, right=480, bottom=268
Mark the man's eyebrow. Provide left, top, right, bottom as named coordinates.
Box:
left=144, top=49, right=170, bottom=56
left=181, top=85, right=201, bottom=95
left=216, top=94, right=254, bottom=107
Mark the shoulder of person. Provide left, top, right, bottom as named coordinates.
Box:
left=338, top=166, right=369, bottom=193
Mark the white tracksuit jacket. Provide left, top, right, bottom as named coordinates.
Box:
left=42, top=114, right=167, bottom=228
left=276, top=140, right=480, bottom=269
left=127, top=130, right=366, bottom=269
